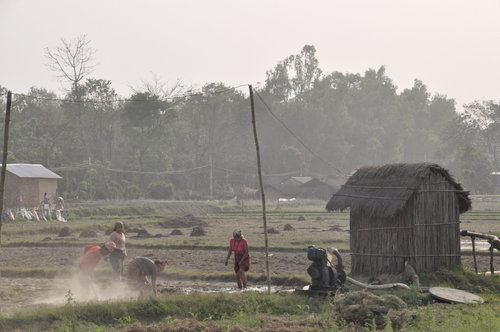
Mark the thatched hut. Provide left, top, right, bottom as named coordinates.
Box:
left=326, top=163, right=471, bottom=276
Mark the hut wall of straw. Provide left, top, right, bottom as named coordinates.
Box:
left=327, top=163, right=469, bottom=276
left=350, top=172, right=462, bottom=275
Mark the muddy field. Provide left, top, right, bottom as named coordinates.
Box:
left=0, top=245, right=494, bottom=317
left=1, top=200, right=499, bottom=318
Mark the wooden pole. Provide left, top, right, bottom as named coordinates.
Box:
left=471, top=236, right=478, bottom=273
left=489, top=245, right=494, bottom=275
left=0, top=91, right=12, bottom=246
left=249, top=85, right=271, bottom=294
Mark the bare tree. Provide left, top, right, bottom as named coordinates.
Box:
left=130, top=73, right=184, bottom=100
left=45, top=35, right=97, bottom=97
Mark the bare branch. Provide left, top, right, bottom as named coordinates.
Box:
left=45, top=35, right=97, bottom=91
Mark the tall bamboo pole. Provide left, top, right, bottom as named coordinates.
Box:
left=0, top=91, right=12, bottom=245
left=248, top=85, right=271, bottom=294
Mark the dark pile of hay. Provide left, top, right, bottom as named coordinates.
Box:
left=335, top=291, right=408, bottom=329
left=329, top=225, right=343, bottom=232
left=267, top=227, right=280, bottom=234
left=79, top=229, right=97, bottom=238
left=283, top=224, right=295, bottom=231
left=58, top=227, right=72, bottom=237
left=190, top=226, right=206, bottom=236
left=170, top=229, right=183, bottom=235
left=160, top=214, right=208, bottom=228
left=297, top=216, right=306, bottom=221
left=137, top=228, right=151, bottom=237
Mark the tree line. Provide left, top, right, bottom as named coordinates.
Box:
left=0, top=38, right=498, bottom=199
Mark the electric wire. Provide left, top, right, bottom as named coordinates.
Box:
left=7, top=84, right=249, bottom=104
left=253, top=90, right=345, bottom=176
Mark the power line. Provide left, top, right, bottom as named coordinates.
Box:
left=8, top=84, right=249, bottom=104
left=51, top=163, right=209, bottom=175
left=214, top=166, right=300, bottom=177
left=254, top=90, right=345, bottom=176
left=50, top=162, right=300, bottom=178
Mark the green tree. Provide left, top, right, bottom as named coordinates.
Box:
left=120, top=91, right=175, bottom=175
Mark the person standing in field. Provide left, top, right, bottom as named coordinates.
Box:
left=109, top=221, right=127, bottom=279
left=126, top=256, right=167, bottom=297
left=225, top=229, right=251, bottom=289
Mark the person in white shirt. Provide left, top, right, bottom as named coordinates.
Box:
left=108, top=221, right=127, bottom=279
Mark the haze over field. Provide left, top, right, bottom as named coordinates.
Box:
left=0, top=0, right=499, bottom=197
left=1, top=0, right=499, bottom=108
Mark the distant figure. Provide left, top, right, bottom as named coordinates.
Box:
left=77, top=242, right=116, bottom=292
left=126, top=256, right=167, bottom=297
left=225, top=229, right=251, bottom=289
left=109, top=221, right=127, bottom=279
left=56, top=196, right=64, bottom=211
left=42, top=193, right=51, bottom=220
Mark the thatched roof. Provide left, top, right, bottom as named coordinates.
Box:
left=325, top=163, right=471, bottom=217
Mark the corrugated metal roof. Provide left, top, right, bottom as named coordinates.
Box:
left=3, top=164, right=62, bottom=179
left=290, top=176, right=313, bottom=184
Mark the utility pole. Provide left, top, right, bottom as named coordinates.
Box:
left=0, top=91, right=12, bottom=245
left=248, top=85, right=271, bottom=294
left=209, top=151, right=213, bottom=200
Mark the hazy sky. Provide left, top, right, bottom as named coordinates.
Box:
left=1, top=0, right=499, bottom=110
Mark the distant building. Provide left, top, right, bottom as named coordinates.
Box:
left=263, top=176, right=336, bottom=201
left=2, top=164, right=62, bottom=208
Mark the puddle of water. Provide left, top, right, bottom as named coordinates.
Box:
left=461, top=239, right=492, bottom=251
left=179, top=284, right=293, bottom=294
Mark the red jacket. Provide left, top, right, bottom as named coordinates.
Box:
left=230, top=237, right=248, bottom=255
left=78, top=245, right=103, bottom=272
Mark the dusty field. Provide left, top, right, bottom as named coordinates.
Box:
left=1, top=199, right=499, bottom=318
left=0, top=245, right=495, bottom=317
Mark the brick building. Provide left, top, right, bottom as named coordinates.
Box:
left=2, top=164, right=62, bottom=208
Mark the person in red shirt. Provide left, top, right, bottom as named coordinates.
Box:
left=225, top=229, right=251, bottom=289
left=78, top=242, right=116, bottom=283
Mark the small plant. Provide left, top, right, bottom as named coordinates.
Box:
left=114, top=315, right=134, bottom=327
left=65, top=289, right=75, bottom=306
left=295, top=304, right=310, bottom=312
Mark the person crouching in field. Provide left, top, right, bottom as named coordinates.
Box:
left=126, top=257, right=167, bottom=297
left=77, top=242, right=116, bottom=294
left=225, top=229, right=251, bottom=289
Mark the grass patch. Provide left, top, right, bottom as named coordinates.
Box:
left=0, top=266, right=73, bottom=278
left=420, top=266, right=500, bottom=294
left=69, top=206, right=155, bottom=218
left=1, top=290, right=499, bottom=332
left=0, top=292, right=335, bottom=331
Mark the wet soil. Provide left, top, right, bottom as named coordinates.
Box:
left=0, top=245, right=494, bottom=316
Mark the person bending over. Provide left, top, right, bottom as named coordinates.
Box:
left=77, top=242, right=116, bottom=294
left=127, top=256, right=167, bottom=297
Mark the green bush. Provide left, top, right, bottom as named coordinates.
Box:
left=124, top=184, right=141, bottom=199
left=147, top=182, right=174, bottom=199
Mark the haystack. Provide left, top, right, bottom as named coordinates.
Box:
left=190, top=226, right=206, bottom=236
